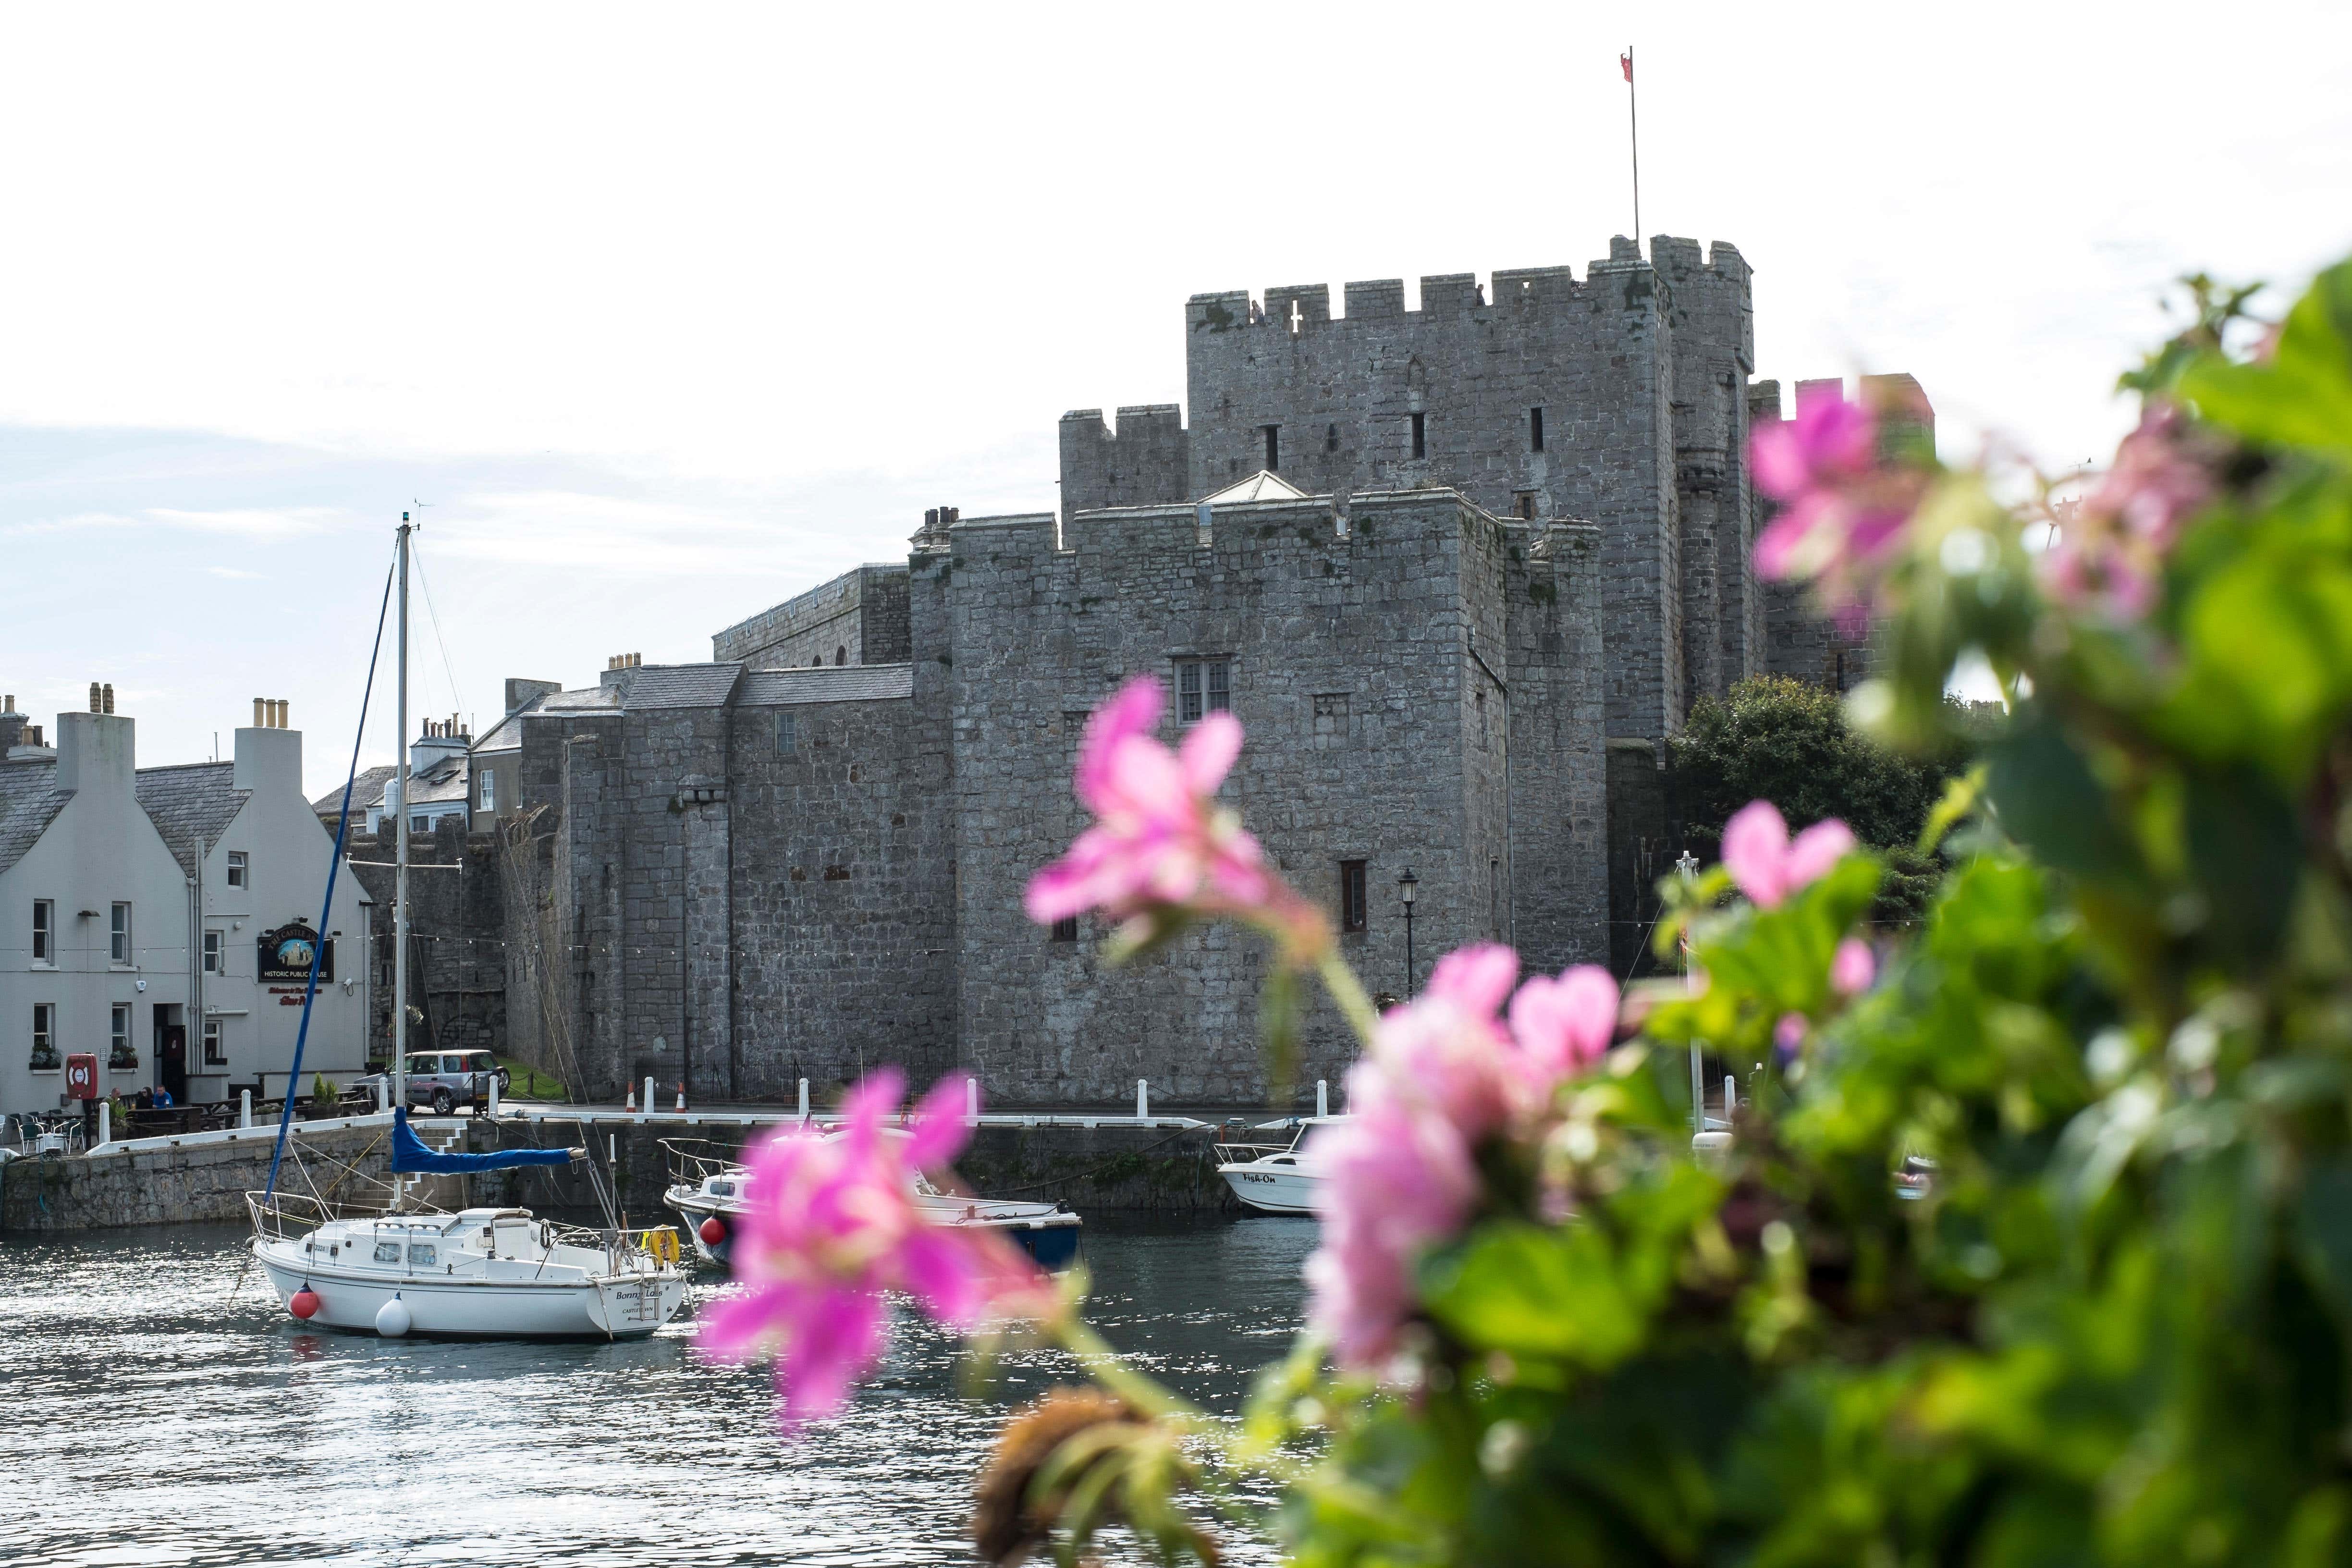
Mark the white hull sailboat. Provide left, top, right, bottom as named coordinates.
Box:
left=251, top=1197, right=685, bottom=1339
left=245, top=515, right=687, bottom=1341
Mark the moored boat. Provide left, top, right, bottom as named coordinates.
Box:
left=662, top=1135, right=1083, bottom=1271
left=1213, top=1116, right=1345, bottom=1215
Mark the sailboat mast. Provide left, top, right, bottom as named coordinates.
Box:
left=393, top=516, right=411, bottom=1126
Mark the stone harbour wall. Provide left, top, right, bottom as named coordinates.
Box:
left=0, top=1124, right=398, bottom=1233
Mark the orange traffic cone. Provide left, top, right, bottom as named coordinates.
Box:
left=674, top=1082, right=686, bottom=1112
left=625, top=1084, right=636, bottom=1112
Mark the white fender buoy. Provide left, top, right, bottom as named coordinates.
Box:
left=376, top=1294, right=412, bottom=1337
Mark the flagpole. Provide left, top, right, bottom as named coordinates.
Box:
left=1623, top=47, right=1641, bottom=249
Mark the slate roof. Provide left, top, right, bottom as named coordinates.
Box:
left=0, top=761, right=72, bottom=876
left=470, top=688, right=556, bottom=755
left=738, top=664, right=915, bottom=706
left=314, top=764, right=398, bottom=823
left=619, top=663, right=746, bottom=710
left=135, top=762, right=251, bottom=876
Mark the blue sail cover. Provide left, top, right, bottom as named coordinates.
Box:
left=391, top=1107, right=576, bottom=1173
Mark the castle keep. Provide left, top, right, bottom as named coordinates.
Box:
left=478, top=236, right=1899, bottom=1107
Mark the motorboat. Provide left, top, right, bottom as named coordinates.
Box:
left=249, top=1194, right=687, bottom=1339
left=662, top=1135, right=1083, bottom=1271
left=1213, top=1116, right=1347, bottom=1215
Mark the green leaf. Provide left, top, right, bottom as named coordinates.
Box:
left=2181, top=258, right=2352, bottom=459
left=1421, top=1222, right=1648, bottom=1370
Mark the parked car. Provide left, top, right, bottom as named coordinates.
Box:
left=368, top=1050, right=511, bottom=1115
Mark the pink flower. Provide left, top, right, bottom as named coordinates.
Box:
left=698, top=1070, right=1047, bottom=1430
left=2038, top=403, right=2213, bottom=622
left=1721, top=800, right=1856, bottom=909
left=1507, top=964, right=1621, bottom=1080
left=1773, top=1012, right=1808, bottom=1063
left=1025, top=676, right=1294, bottom=937
left=1303, top=945, right=1623, bottom=1366
left=1304, top=1071, right=1480, bottom=1367
left=1830, top=936, right=1875, bottom=996
left=1750, top=389, right=1928, bottom=628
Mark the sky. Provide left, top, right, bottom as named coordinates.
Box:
left=0, top=1, right=2346, bottom=796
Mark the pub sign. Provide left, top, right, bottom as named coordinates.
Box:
left=257, top=922, right=334, bottom=983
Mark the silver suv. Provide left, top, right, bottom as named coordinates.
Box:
left=377, top=1050, right=510, bottom=1115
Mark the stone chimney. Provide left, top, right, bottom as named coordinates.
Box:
left=0, top=693, right=23, bottom=756
left=234, top=714, right=303, bottom=797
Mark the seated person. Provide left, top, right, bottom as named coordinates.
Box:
left=133, top=1087, right=154, bottom=1110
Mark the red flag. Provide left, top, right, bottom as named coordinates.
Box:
left=1620, top=50, right=1633, bottom=83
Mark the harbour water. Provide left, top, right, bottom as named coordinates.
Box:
left=3, top=1214, right=1316, bottom=1566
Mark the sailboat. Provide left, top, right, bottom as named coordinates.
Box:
left=245, top=515, right=687, bottom=1339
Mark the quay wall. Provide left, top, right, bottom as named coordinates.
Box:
left=0, top=1116, right=1243, bottom=1233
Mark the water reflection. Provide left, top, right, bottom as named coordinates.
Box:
left=2, top=1213, right=1317, bottom=1566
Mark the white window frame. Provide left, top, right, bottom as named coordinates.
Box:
left=225, top=850, right=248, bottom=889
left=110, top=1003, right=131, bottom=1062
left=110, top=902, right=132, bottom=966
left=31, top=899, right=51, bottom=965
left=203, top=930, right=223, bottom=975
left=410, top=814, right=429, bottom=833
left=203, top=1017, right=226, bottom=1066
left=478, top=769, right=496, bottom=811
left=32, top=1003, right=55, bottom=1056
left=1175, top=659, right=1232, bottom=723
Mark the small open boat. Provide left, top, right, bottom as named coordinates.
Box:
left=662, top=1134, right=1083, bottom=1271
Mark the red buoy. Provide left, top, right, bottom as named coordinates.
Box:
left=698, top=1216, right=726, bottom=1246
left=289, top=1287, right=321, bottom=1320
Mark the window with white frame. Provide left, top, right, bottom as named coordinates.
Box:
left=226, top=850, right=248, bottom=889
left=204, top=1018, right=226, bottom=1066
left=110, top=902, right=132, bottom=965
left=31, top=1003, right=57, bottom=1068
left=203, top=930, right=223, bottom=975
left=411, top=814, right=429, bottom=833
left=110, top=1004, right=132, bottom=1067
left=478, top=769, right=496, bottom=811
left=1175, top=660, right=1231, bottom=723
left=31, top=899, right=51, bottom=964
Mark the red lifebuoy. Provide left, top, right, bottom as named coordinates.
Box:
left=698, top=1216, right=726, bottom=1246
left=289, top=1287, right=321, bottom=1320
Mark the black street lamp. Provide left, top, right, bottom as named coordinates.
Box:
left=1397, top=867, right=1419, bottom=996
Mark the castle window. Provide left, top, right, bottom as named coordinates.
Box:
left=1262, top=425, right=1279, bottom=473
left=775, top=712, right=798, bottom=755
left=835, top=646, right=846, bottom=666
left=1410, top=412, right=1426, bottom=460
left=1340, top=861, right=1368, bottom=934
left=1516, top=493, right=1537, bottom=520
left=1050, top=916, right=1078, bottom=943
left=1529, top=406, right=1545, bottom=452
left=1325, top=423, right=1339, bottom=453
left=1175, top=660, right=1231, bottom=723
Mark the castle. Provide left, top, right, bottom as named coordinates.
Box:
left=435, top=235, right=1911, bottom=1107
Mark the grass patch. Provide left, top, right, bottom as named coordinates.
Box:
left=497, top=1058, right=570, bottom=1100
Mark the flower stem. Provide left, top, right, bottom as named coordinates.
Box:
left=1316, top=949, right=1384, bottom=1052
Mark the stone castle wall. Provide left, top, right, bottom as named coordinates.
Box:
left=711, top=564, right=911, bottom=669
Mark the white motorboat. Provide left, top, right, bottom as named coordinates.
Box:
left=249, top=1194, right=687, bottom=1339
left=662, top=1135, right=1083, bottom=1271
left=1214, top=1116, right=1346, bottom=1215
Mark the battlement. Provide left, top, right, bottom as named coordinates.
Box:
left=1059, top=404, right=1188, bottom=517
left=1182, top=240, right=1746, bottom=340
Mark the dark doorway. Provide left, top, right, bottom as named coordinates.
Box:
left=158, top=1022, right=188, bottom=1105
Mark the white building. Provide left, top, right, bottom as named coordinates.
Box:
left=0, top=694, right=370, bottom=1116
left=362, top=718, right=472, bottom=835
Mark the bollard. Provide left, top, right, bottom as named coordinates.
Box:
left=1136, top=1078, right=1149, bottom=1121
left=965, top=1077, right=978, bottom=1122
left=98, top=1100, right=110, bottom=1149
left=797, top=1078, right=809, bottom=1122
left=675, top=1082, right=686, bottom=1112
left=1316, top=1078, right=1328, bottom=1118
left=625, top=1084, right=636, bottom=1112
left=643, top=1076, right=655, bottom=1117
left=487, top=1075, right=500, bottom=1118
left=240, top=1089, right=253, bottom=1129
left=1724, top=1075, right=1737, bottom=1123
left=375, top=1077, right=387, bottom=1114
